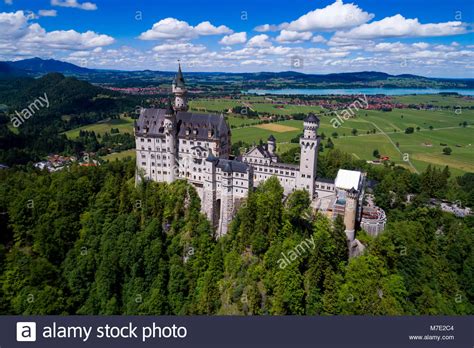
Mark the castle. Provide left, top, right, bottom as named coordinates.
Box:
left=134, top=65, right=377, bottom=240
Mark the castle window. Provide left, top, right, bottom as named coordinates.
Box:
left=141, top=162, right=146, bottom=165
left=151, top=162, right=155, bottom=166
left=147, top=139, right=151, bottom=142
left=140, top=138, right=144, bottom=142
left=141, top=154, right=146, bottom=159
left=183, top=140, right=187, bottom=144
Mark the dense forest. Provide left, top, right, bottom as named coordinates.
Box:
left=0, top=152, right=472, bottom=315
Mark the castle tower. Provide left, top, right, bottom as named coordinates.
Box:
left=267, top=134, right=276, bottom=154
left=344, top=187, right=358, bottom=241
left=172, top=63, right=188, bottom=111
left=218, top=162, right=234, bottom=237
left=203, top=152, right=218, bottom=229
left=163, top=98, right=177, bottom=182
left=297, top=113, right=320, bottom=198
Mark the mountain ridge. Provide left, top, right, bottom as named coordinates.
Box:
left=1, top=57, right=473, bottom=89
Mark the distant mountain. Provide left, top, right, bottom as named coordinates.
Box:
left=0, top=57, right=472, bottom=89
left=5, top=57, right=93, bottom=74
left=0, top=62, right=27, bottom=77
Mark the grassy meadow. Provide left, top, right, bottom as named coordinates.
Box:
left=64, top=116, right=135, bottom=139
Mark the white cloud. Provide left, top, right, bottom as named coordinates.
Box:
left=139, top=18, right=195, bottom=40
left=412, top=42, right=429, bottom=50
left=276, top=30, right=312, bottom=43
left=247, top=34, right=271, bottom=47
left=51, top=0, right=97, bottom=11
left=334, top=14, right=468, bottom=39
left=253, top=23, right=287, bottom=32
left=0, top=10, right=114, bottom=57
left=0, top=11, right=29, bottom=39
left=286, top=0, right=373, bottom=31
left=311, top=35, right=327, bottom=43
left=22, top=24, right=114, bottom=49
left=219, top=32, right=247, bottom=45
left=241, top=59, right=270, bottom=66
left=139, top=18, right=233, bottom=41
left=153, top=42, right=207, bottom=54
left=38, top=9, right=57, bottom=17
left=194, top=21, right=232, bottom=35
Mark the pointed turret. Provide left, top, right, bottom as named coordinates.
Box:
left=165, top=97, right=174, bottom=116
left=174, top=63, right=186, bottom=88
left=172, top=62, right=188, bottom=111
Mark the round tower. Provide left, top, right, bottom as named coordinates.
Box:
left=172, top=63, right=188, bottom=112
left=163, top=98, right=177, bottom=182
left=344, top=187, right=358, bottom=241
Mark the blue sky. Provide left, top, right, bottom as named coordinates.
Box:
left=1, top=0, right=473, bottom=77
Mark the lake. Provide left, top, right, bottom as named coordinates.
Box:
left=244, top=88, right=474, bottom=96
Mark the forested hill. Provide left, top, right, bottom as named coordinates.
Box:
left=0, top=157, right=472, bottom=315
left=0, top=73, right=142, bottom=166
left=0, top=73, right=132, bottom=115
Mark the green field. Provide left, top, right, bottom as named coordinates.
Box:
left=393, top=94, right=474, bottom=107
left=189, top=97, right=323, bottom=116
left=102, top=149, right=136, bottom=161
left=232, top=107, right=474, bottom=175
left=64, top=116, right=135, bottom=139
left=226, top=115, right=262, bottom=128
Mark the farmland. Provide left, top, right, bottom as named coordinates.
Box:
left=64, top=95, right=473, bottom=175
left=64, top=116, right=135, bottom=139
left=232, top=107, right=474, bottom=176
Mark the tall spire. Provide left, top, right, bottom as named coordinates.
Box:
left=172, top=60, right=188, bottom=111
left=174, top=60, right=185, bottom=88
